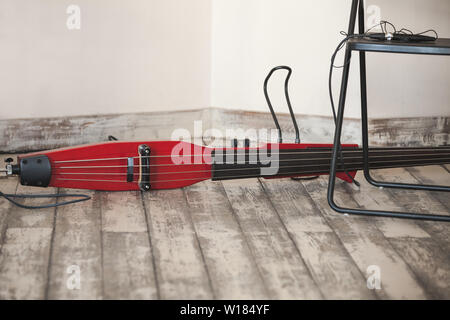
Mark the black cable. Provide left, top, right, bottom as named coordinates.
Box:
left=329, top=33, right=366, bottom=187
left=380, top=20, right=396, bottom=35
left=0, top=191, right=91, bottom=209
left=397, top=28, right=414, bottom=35
left=416, top=29, right=438, bottom=38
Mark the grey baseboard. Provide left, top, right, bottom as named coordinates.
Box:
left=0, top=107, right=448, bottom=153
left=369, top=117, right=449, bottom=147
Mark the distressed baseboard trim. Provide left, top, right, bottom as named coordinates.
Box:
left=0, top=107, right=448, bottom=152
left=369, top=117, right=449, bottom=147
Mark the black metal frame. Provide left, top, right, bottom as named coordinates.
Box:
left=327, top=0, right=450, bottom=222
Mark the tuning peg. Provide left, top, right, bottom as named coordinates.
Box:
left=231, top=138, right=251, bottom=148
left=2, top=157, right=19, bottom=176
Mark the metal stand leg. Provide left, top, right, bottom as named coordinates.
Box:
left=358, top=7, right=450, bottom=194
left=327, top=0, right=450, bottom=222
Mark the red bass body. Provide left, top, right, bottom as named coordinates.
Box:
left=18, top=141, right=358, bottom=191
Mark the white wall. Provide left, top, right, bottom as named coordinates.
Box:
left=211, top=0, right=450, bottom=118
left=0, top=0, right=211, bottom=119
left=0, top=0, right=449, bottom=120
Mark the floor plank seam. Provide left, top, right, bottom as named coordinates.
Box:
left=0, top=180, right=18, bottom=257
left=44, top=194, right=58, bottom=300
left=219, top=181, right=272, bottom=300
left=299, top=180, right=380, bottom=300
left=442, top=165, right=450, bottom=174
left=376, top=175, right=449, bottom=299
left=99, top=192, right=106, bottom=300
left=342, top=183, right=432, bottom=299
left=257, top=178, right=325, bottom=300
left=140, top=191, right=161, bottom=300
left=380, top=233, right=434, bottom=299
left=381, top=188, right=447, bottom=296
left=0, top=212, right=10, bottom=258
left=405, top=167, right=450, bottom=214
left=182, top=188, right=217, bottom=300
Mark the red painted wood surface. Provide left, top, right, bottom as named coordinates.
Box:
left=20, top=141, right=357, bottom=191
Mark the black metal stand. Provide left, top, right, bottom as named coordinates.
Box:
left=263, top=66, right=300, bottom=143
left=327, top=0, right=450, bottom=222
left=263, top=66, right=320, bottom=182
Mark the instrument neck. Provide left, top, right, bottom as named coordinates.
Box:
left=211, top=146, right=450, bottom=181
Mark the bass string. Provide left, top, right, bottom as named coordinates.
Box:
left=51, top=146, right=450, bottom=163
left=52, top=157, right=450, bottom=177
left=55, top=160, right=450, bottom=184
left=53, top=153, right=450, bottom=169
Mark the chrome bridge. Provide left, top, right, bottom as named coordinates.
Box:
left=138, top=144, right=151, bottom=191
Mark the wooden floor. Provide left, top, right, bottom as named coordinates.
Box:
left=0, top=153, right=449, bottom=299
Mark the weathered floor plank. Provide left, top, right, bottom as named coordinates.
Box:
left=370, top=168, right=450, bottom=251
left=407, top=165, right=450, bottom=210
left=343, top=178, right=430, bottom=239
left=354, top=168, right=450, bottom=299
left=101, top=191, right=158, bottom=299
left=342, top=172, right=432, bottom=241
left=0, top=150, right=449, bottom=299
left=0, top=228, right=53, bottom=299
left=0, top=184, right=57, bottom=299
left=261, top=178, right=375, bottom=299
left=387, top=237, right=449, bottom=299
left=221, top=179, right=322, bottom=299
left=142, top=189, right=214, bottom=300
left=342, top=175, right=437, bottom=299
left=0, top=176, right=18, bottom=250
left=305, top=176, right=429, bottom=299
left=47, top=190, right=102, bottom=300
left=184, top=180, right=268, bottom=299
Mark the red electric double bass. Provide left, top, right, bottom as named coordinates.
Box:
left=3, top=140, right=450, bottom=192
left=1, top=66, right=449, bottom=211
